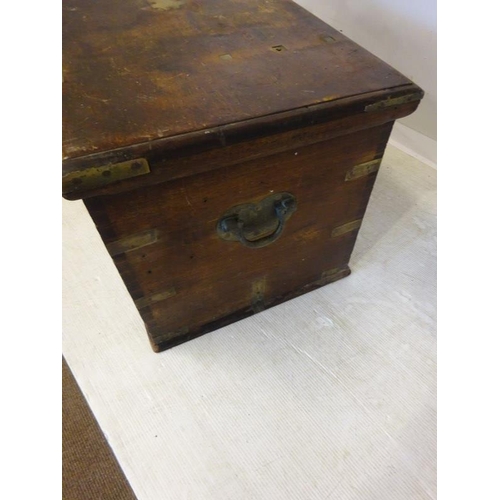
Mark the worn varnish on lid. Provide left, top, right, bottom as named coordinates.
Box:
left=63, top=0, right=423, bottom=351
left=62, top=0, right=421, bottom=192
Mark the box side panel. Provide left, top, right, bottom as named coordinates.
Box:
left=85, top=122, right=393, bottom=351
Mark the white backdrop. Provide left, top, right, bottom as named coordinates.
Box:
left=295, top=0, right=437, bottom=165
left=63, top=145, right=437, bottom=500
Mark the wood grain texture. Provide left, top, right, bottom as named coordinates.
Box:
left=63, top=96, right=420, bottom=199
left=62, top=145, right=437, bottom=500
left=62, top=0, right=424, bottom=351
left=85, top=123, right=392, bottom=350
left=62, top=0, right=416, bottom=161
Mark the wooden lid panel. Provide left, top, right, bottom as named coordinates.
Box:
left=63, top=0, right=413, bottom=160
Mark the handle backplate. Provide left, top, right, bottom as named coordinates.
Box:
left=216, top=192, right=297, bottom=248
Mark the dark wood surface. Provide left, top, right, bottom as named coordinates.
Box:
left=64, top=0, right=423, bottom=351
left=63, top=0, right=415, bottom=161
left=85, top=122, right=393, bottom=351
left=63, top=93, right=421, bottom=199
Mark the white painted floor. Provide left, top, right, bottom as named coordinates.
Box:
left=63, top=145, right=436, bottom=500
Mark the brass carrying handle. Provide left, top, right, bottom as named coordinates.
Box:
left=217, top=193, right=297, bottom=248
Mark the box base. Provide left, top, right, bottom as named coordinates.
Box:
left=146, top=266, right=351, bottom=352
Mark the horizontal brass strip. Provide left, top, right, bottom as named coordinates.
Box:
left=314, top=267, right=351, bottom=287
left=62, top=158, right=150, bottom=194
left=321, top=267, right=343, bottom=280
left=365, top=92, right=422, bottom=112
left=106, top=229, right=158, bottom=256
left=331, top=219, right=362, bottom=238
left=135, top=287, right=177, bottom=309
left=345, top=159, right=381, bottom=181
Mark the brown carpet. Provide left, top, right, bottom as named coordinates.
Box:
left=62, top=358, right=137, bottom=500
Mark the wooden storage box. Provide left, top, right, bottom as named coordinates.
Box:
left=62, top=0, right=423, bottom=351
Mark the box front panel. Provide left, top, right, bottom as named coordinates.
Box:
left=85, top=123, right=392, bottom=350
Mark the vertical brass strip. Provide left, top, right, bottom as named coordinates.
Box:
left=251, top=277, right=267, bottom=313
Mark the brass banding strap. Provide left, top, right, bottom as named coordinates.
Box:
left=62, top=158, right=150, bottom=194
left=345, top=159, right=381, bottom=181
left=106, top=229, right=158, bottom=256
left=135, top=288, right=177, bottom=309
left=331, top=219, right=362, bottom=238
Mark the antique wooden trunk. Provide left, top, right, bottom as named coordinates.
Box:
left=62, top=0, right=423, bottom=351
